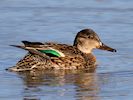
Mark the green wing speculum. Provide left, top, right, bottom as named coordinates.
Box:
left=39, top=49, right=61, bottom=57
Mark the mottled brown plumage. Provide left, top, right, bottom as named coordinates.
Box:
left=7, top=28, right=116, bottom=72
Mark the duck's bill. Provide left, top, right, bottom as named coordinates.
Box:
left=98, top=43, right=117, bottom=52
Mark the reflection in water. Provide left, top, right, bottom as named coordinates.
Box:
left=75, top=72, right=99, bottom=100
left=17, top=68, right=99, bottom=100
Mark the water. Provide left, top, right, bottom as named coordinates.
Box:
left=0, top=0, right=133, bottom=100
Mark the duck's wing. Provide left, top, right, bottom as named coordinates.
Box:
left=10, top=41, right=66, bottom=58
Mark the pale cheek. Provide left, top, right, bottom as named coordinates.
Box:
left=87, top=41, right=99, bottom=49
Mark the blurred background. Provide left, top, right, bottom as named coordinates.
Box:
left=0, top=0, right=133, bottom=100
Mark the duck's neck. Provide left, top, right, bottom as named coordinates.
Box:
left=82, top=53, right=96, bottom=65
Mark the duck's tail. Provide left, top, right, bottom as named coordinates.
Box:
left=10, top=44, right=48, bottom=58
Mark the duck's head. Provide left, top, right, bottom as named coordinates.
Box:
left=73, top=28, right=116, bottom=53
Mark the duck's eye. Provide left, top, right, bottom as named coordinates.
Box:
left=88, top=35, right=93, bottom=39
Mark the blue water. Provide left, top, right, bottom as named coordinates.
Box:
left=0, top=0, right=133, bottom=100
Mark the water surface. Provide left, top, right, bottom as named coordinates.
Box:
left=0, top=0, right=133, bottom=100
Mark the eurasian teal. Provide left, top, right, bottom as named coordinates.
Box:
left=7, top=28, right=116, bottom=71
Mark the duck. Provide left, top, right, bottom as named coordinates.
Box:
left=7, top=28, right=116, bottom=72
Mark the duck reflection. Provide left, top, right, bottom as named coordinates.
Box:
left=18, top=67, right=99, bottom=100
